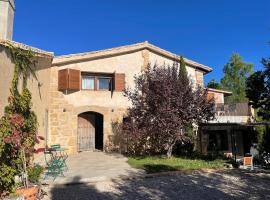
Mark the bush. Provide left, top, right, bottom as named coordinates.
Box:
left=260, top=126, right=270, bottom=153
left=173, top=140, right=194, bottom=156
left=28, top=165, right=44, bottom=183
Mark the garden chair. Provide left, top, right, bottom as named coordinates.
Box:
left=50, top=144, right=69, bottom=171
left=43, top=150, right=65, bottom=180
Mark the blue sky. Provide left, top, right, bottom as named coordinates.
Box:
left=13, top=0, right=269, bottom=84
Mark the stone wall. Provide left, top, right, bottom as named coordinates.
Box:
left=48, top=49, right=206, bottom=154
left=148, top=51, right=199, bottom=87
left=0, top=46, right=14, bottom=116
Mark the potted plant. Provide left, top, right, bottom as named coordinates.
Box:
left=3, top=113, right=45, bottom=200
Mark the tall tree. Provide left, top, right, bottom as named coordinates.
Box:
left=123, top=60, right=214, bottom=158
left=246, top=55, right=270, bottom=120
left=179, top=56, right=189, bottom=85
left=207, top=79, right=221, bottom=89
left=221, top=53, right=253, bottom=103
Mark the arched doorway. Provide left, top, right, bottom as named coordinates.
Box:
left=77, top=112, right=103, bottom=151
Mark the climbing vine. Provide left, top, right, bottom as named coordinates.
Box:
left=0, top=42, right=39, bottom=195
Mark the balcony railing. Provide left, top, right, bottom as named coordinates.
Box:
left=214, top=103, right=252, bottom=116
left=209, top=103, right=254, bottom=123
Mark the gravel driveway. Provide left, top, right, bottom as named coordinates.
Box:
left=43, top=169, right=270, bottom=200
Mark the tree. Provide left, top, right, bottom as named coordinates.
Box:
left=207, top=79, right=221, bottom=89
left=246, top=55, right=270, bottom=120
left=123, top=59, right=215, bottom=158
left=221, top=53, right=253, bottom=103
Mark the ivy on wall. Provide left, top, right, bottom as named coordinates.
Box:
left=0, top=42, right=39, bottom=195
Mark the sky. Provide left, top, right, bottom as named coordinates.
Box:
left=13, top=0, right=270, bottom=84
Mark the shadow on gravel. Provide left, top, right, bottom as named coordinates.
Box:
left=142, top=164, right=181, bottom=173
left=50, top=170, right=270, bottom=200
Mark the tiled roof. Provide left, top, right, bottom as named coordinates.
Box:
left=53, top=41, right=212, bottom=73
left=0, top=40, right=54, bottom=57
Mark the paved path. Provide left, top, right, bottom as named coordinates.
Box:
left=43, top=169, right=270, bottom=200
left=43, top=151, right=143, bottom=185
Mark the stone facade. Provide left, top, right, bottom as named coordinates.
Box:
left=0, top=41, right=53, bottom=161
left=0, top=41, right=213, bottom=155
left=47, top=42, right=212, bottom=154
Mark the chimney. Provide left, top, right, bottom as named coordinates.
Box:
left=0, top=0, right=15, bottom=40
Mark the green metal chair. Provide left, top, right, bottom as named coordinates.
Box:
left=43, top=150, right=65, bottom=180
left=50, top=144, right=69, bottom=171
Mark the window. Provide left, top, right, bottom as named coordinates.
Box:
left=207, top=130, right=228, bottom=151
left=81, top=73, right=113, bottom=91
left=82, top=75, right=94, bottom=90
left=98, top=77, right=111, bottom=90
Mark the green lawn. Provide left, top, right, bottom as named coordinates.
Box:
left=128, top=156, right=228, bottom=173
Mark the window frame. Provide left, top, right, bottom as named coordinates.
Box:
left=81, top=72, right=113, bottom=91
left=97, top=76, right=112, bottom=91
left=81, top=75, right=95, bottom=90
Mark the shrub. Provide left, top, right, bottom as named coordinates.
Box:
left=28, top=165, right=44, bottom=183
left=122, top=59, right=215, bottom=157
left=0, top=42, right=40, bottom=195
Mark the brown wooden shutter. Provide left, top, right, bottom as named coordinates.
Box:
left=58, top=69, right=69, bottom=90
left=114, top=73, right=125, bottom=91
left=58, top=68, right=81, bottom=91
left=68, top=69, right=81, bottom=90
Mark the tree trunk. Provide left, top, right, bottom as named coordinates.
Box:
left=167, top=145, right=173, bottom=158
left=167, top=141, right=176, bottom=158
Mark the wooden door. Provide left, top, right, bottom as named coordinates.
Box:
left=77, top=114, right=95, bottom=151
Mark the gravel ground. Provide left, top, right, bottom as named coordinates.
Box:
left=43, top=169, right=270, bottom=200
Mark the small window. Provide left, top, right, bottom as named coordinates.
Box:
left=82, top=76, right=94, bottom=90
left=98, top=77, right=111, bottom=90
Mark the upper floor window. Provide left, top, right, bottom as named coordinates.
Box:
left=98, top=77, right=112, bottom=90
left=81, top=73, right=112, bottom=91
left=82, top=75, right=95, bottom=90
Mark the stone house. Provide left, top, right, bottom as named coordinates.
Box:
left=0, top=0, right=255, bottom=157
left=0, top=39, right=212, bottom=154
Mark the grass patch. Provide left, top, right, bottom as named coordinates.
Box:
left=128, top=156, right=228, bottom=174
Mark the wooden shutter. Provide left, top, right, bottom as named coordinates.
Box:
left=58, top=68, right=81, bottom=91
left=114, top=73, right=125, bottom=91
left=58, top=69, right=69, bottom=90
left=68, top=69, right=81, bottom=90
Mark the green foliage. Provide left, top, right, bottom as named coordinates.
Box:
left=260, top=126, right=270, bottom=153
left=0, top=42, right=38, bottom=195
left=246, top=55, right=270, bottom=120
left=207, top=79, right=221, bottom=89
left=179, top=56, right=189, bottom=85
left=221, top=53, right=253, bottom=103
left=0, top=163, right=17, bottom=194
left=128, top=156, right=227, bottom=173
left=28, top=165, right=44, bottom=183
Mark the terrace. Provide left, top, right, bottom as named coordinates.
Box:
left=209, top=103, right=254, bottom=124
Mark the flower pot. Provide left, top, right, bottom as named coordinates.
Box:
left=16, top=185, right=38, bottom=200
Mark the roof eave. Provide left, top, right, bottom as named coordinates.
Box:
left=0, top=40, right=54, bottom=58
left=52, top=41, right=213, bottom=73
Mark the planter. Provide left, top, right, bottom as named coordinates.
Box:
left=16, top=185, right=38, bottom=200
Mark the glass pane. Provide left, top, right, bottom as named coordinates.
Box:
left=82, top=76, right=94, bottom=89
left=98, top=78, right=111, bottom=90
